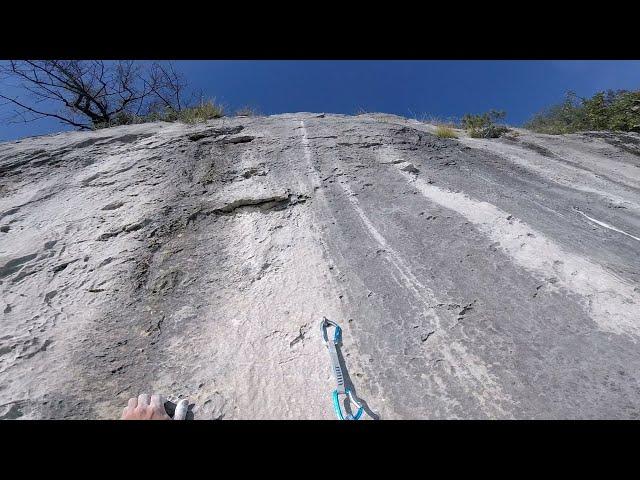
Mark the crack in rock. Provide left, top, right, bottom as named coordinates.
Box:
left=399, top=162, right=420, bottom=174
left=457, top=300, right=478, bottom=321
left=289, top=323, right=310, bottom=348
left=214, top=193, right=309, bottom=215
left=420, top=330, right=435, bottom=343
left=97, top=219, right=152, bottom=241
left=219, top=135, right=255, bottom=145
left=188, top=125, right=244, bottom=141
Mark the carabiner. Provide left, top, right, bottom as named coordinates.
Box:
left=321, top=317, right=364, bottom=420
left=333, top=389, right=364, bottom=420
left=320, top=317, right=342, bottom=345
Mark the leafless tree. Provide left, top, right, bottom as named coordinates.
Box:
left=0, top=60, right=192, bottom=130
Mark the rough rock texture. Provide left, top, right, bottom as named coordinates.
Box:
left=1, top=113, right=639, bottom=419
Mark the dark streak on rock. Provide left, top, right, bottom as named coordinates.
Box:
left=0, top=253, right=38, bottom=279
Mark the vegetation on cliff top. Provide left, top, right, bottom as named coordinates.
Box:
left=525, top=90, right=640, bottom=135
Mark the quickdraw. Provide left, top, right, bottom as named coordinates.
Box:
left=320, top=317, right=364, bottom=420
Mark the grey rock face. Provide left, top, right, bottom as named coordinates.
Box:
left=1, top=113, right=640, bottom=419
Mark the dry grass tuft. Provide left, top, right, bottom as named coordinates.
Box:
left=435, top=125, right=458, bottom=138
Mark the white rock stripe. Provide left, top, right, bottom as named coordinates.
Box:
left=574, top=208, right=640, bottom=243
left=385, top=149, right=640, bottom=339
left=459, top=137, right=640, bottom=212
left=299, top=122, right=514, bottom=417
left=335, top=170, right=513, bottom=417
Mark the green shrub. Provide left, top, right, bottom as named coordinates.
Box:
left=235, top=105, right=261, bottom=117
left=174, top=99, right=224, bottom=124
left=93, top=99, right=225, bottom=130
left=159, top=107, right=180, bottom=122
left=525, top=90, right=640, bottom=134
left=435, top=125, right=458, bottom=138
left=94, top=111, right=145, bottom=129
left=408, top=111, right=460, bottom=128
left=429, top=117, right=460, bottom=128
left=461, top=110, right=509, bottom=138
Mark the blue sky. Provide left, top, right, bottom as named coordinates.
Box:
left=1, top=60, right=639, bottom=142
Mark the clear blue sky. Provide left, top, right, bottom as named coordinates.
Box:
left=1, top=60, right=639, bottom=142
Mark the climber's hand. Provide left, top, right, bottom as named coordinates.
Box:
left=121, top=393, right=171, bottom=420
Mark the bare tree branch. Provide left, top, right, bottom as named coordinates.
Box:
left=0, top=60, right=194, bottom=130
left=0, top=91, right=90, bottom=129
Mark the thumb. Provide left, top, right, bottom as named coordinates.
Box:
left=173, top=399, right=189, bottom=420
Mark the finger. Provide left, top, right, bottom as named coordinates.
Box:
left=121, top=407, right=129, bottom=419
left=137, top=393, right=150, bottom=407
left=150, top=394, right=165, bottom=412
left=127, top=397, right=138, bottom=409
left=173, top=399, right=189, bottom=420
